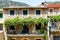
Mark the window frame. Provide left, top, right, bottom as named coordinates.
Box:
left=9, top=10, right=15, bottom=16
left=22, top=9, right=29, bottom=16
left=35, top=9, right=42, bottom=16
left=49, top=8, right=54, bottom=13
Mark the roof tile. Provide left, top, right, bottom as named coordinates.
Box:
left=47, top=4, right=60, bottom=8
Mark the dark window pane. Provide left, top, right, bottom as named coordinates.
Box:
left=50, top=9, right=53, bottom=12
left=10, top=25, right=15, bottom=30
left=36, top=23, right=41, bottom=30
left=10, top=10, right=14, bottom=15
left=0, top=13, right=3, bottom=18
left=23, top=10, right=28, bottom=15
left=22, top=25, right=29, bottom=34
left=36, top=10, right=41, bottom=15
left=53, top=36, right=60, bottom=40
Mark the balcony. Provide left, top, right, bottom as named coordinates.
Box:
left=6, top=30, right=45, bottom=36
left=4, top=17, right=47, bottom=36
left=48, top=12, right=60, bottom=16
left=49, top=20, right=60, bottom=31
left=49, top=26, right=60, bottom=31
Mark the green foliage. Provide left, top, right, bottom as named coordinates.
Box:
left=36, top=29, right=45, bottom=34
left=50, top=15, right=60, bottom=21
left=22, top=17, right=36, bottom=26
left=4, top=17, right=48, bottom=29
left=4, top=19, right=14, bottom=29
left=37, top=17, right=48, bottom=26
left=44, top=31, right=48, bottom=40
left=13, top=17, right=23, bottom=28
left=36, top=30, right=40, bottom=34
left=4, top=17, right=23, bottom=29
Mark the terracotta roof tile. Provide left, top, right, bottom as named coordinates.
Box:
left=47, top=4, right=60, bottom=8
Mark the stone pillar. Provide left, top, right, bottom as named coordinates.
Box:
left=48, top=18, right=50, bottom=40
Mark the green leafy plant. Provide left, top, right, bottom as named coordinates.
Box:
left=44, top=30, right=48, bottom=40
left=50, top=15, right=60, bottom=21
left=22, top=17, right=35, bottom=25
left=4, top=17, right=23, bottom=29
left=4, top=17, right=48, bottom=32
left=4, top=19, right=14, bottom=29
left=37, top=17, right=48, bottom=28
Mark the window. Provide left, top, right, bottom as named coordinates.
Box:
left=49, top=9, right=53, bottom=12
left=53, top=36, right=60, bottom=40
left=51, top=21, right=57, bottom=28
left=10, top=10, right=14, bottom=15
left=36, top=23, right=41, bottom=30
left=10, top=25, right=15, bottom=30
left=36, top=10, right=41, bottom=15
left=0, top=13, right=3, bottom=18
left=23, top=10, right=28, bottom=15
left=36, top=39, right=41, bottom=40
